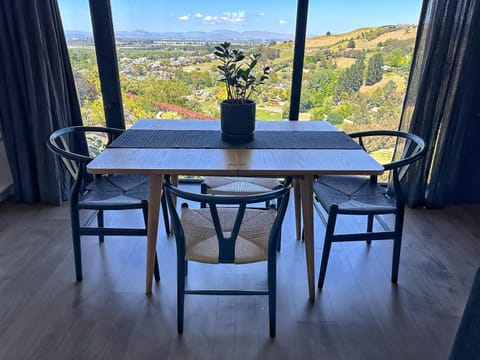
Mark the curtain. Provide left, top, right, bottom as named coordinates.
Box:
left=0, top=0, right=82, bottom=204
left=397, top=0, right=480, bottom=207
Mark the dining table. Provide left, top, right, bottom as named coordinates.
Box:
left=87, top=119, right=383, bottom=300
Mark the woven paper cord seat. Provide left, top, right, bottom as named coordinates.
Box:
left=164, top=176, right=292, bottom=337
left=181, top=207, right=276, bottom=264
left=202, top=177, right=281, bottom=195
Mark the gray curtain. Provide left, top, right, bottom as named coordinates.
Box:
left=0, top=0, right=82, bottom=204
left=398, top=0, right=480, bottom=207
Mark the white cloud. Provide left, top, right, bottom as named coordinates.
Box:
left=259, top=12, right=265, bottom=16
left=202, top=10, right=245, bottom=25
left=203, top=15, right=214, bottom=23
left=178, top=15, right=189, bottom=21
left=279, top=19, right=287, bottom=25
left=194, top=13, right=203, bottom=18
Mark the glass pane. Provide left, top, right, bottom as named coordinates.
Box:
left=109, top=0, right=297, bottom=125
left=304, top=0, right=422, bottom=140
left=58, top=0, right=105, bottom=126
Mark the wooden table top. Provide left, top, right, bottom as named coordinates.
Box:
left=87, top=119, right=384, bottom=177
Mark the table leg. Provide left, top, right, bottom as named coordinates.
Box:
left=300, top=175, right=315, bottom=301
left=293, top=178, right=302, bottom=240
left=146, top=174, right=163, bottom=294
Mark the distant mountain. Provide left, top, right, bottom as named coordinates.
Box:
left=65, top=30, right=294, bottom=41
left=65, top=31, right=92, bottom=39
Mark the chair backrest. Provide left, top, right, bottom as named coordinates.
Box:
left=349, top=130, right=426, bottom=199
left=47, top=126, right=124, bottom=196
left=164, top=176, right=292, bottom=263
left=48, top=126, right=123, bottom=178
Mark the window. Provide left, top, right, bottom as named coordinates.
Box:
left=109, top=1, right=298, bottom=125
left=58, top=0, right=105, bottom=126
left=58, top=0, right=421, bottom=132
left=303, top=1, right=422, bottom=132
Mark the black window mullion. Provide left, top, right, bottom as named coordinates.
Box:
left=289, top=0, right=309, bottom=121
left=88, top=0, right=125, bottom=129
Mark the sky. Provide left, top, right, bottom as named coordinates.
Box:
left=58, top=0, right=422, bottom=36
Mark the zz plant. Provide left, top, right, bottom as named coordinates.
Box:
left=214, top=42, right=271, bottom=104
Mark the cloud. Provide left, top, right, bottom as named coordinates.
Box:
left=178, top=15, right=189, bottom=21
left=203, top=15, right=214, bottom=23
left=202, top=10, right=245, bottom=25
left=194, top=13, right=203, bottom=18
left=259, top=12, right=265, bottom=16
left=279, top=19, right=287, bottom=25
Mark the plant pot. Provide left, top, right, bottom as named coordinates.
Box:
left=220, top=100, right=256, bottom=144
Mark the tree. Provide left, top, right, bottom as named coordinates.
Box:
left=72, top=70, right=98, bottom=102
left=347, top=39, right=356, bottom=49
left=81, top=98, right=106, bottom=126
left=307, top=68, right=337, bottom=100
left=334, top=57, right=365, bottom=102
left=326, top=31, right=332, bottom=36
left=326, top=112, right=343, bottom=125
left=366, top=53, right=384, bottom=86
left=351, top=57, right=365, bottom=91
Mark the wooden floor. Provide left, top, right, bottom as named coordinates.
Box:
left=1, top=186, right=479, bottom=360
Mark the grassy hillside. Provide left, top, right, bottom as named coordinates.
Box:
left=266, top=24, right=417, bottom=128
left=305, top=25, right=417, bottom=50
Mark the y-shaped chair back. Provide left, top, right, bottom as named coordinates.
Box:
left=164, top=176, right=292, bottom=337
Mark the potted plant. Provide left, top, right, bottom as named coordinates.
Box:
left=214, top=42, right=271, bottom=143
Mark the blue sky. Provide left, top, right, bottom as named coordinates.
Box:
left=59, top=0, right=422, bottom=36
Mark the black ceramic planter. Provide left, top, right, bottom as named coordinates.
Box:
left=220, top=100, right=256, bottom=144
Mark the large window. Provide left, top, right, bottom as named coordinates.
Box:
left=58, top=0, right=105, bottom=126
left=108, top=1, right=297, bottom=125
left=303, top=1, right=422, bottom=131
left=59, top=0, right=421, bottom=131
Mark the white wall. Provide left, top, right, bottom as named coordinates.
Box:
left=0, top=135, right=13, bottom=200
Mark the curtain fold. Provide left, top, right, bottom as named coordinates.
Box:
left=0, top=0, right=82, bottom=204
left=397, top=0, right=480, bottom=207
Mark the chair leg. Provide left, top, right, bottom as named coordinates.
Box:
left=366, top=214, right=374, bottom=245
left=276, top=195, right=284, bottom=252
left=391, top=208, right=405, bottom=283
left=71, top=205, right=83, bottom=281
left=268, top=257, right=277, bottom=338
left=177, top=256, right=185, bottom=334
left=161, top=191, right=170, bottom=235
left=294, top=179, right=302, bottom=241
left=391, top=236, right=401, bottom=284
left=200, top=182, right=207, bottom=208
left=97, top=210, right=104, bottom=243
left=318, top=209, right=337, bottom=289
left=154, top=253, right=160, bottom=282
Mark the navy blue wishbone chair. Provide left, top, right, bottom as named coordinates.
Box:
left=47, top=126, right=168, bottom=282
left=164, top=175, right=292, bottom=338
left=313, top=130, right=426, bottom=289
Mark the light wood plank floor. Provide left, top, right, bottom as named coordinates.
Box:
left=0, top=186, right=479, bottom=360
